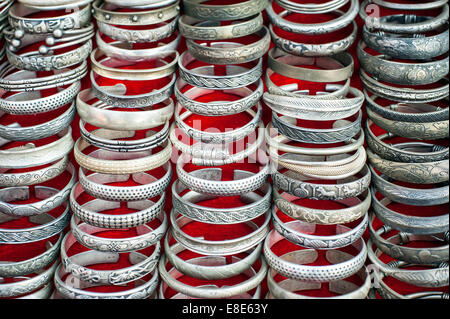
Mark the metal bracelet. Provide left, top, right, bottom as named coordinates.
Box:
left=274, top=0, right=349, bottom=13
left=182, top=0, right=268, bottom=21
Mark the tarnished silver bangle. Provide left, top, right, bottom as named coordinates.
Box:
left=264, top=228, right=367, bottom=282
left=0, top=80, right=80, bottom=115
left=179, top=13, right=263, bottom=40
left=0, top=232, right=62, bottom=277
left=78, top=162, right=171, bottom=202
left=274, top=0, right=349, bottom=14
left=272, top=206, right=369, bottom=249
left=369, top=165, right=449, bottom=207
left=371, top=192, right=449, bottom=235
left=179, top=51, right=262, bottom=90
left=70, top=212, right=168, bottom=253
left=0, top=127, right=73, bottom=169
left=169, top=209, right=271, bottom=256
left=60, top=231, right=161, bottom=286
left=175, top=77, right=263, bottom=116
left=357, top=40, right=449, bottom=86
left=164, top=230, right=263, bottom=280
left=0, top=102, right=75, bottom=141
left=0, top=163, right=75, bottom=217
left=172, top=178, right=271, bottom=225
left=18, top=0, right=92, bottom=10
left=268, top=47, right=354, bottom=83
left=0, top=203, right=70, bottom=244
left=186, top=26, right=270, bottom=65
left=182, top=0, right=268, bottom=21
left=364, top=90, right=449, bottom=123
left=371, top=0, right=448, bottom=10
left=0, top=260, right=58, bottom=298
left=54, top=263, right=159, bottom=299
left=270, top=15, right=357, bottom=57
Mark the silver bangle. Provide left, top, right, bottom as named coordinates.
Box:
left=0, top=163, right=76, bottom=217
left=70, top=183, right=165, bottom=229
left=170, top=209, right=271, bottom=256
left=172, top=178, right=271, bottom=225
left=0, top=127, right=73, bottom=169
left=78, top=162, right=172, bottom=202
left=178, top=51, right=262, bottom=90
left=164, top=230, right=263, bottom=280
left=17, top=0, right=93, bottom=10
left=60, top=231, right=161, bottom=286
left=70, top=212, right=168, bottom=253
left=0, top=202, right=70, bottom=244
left=182, top=0, right=268, bottom=21
left=274, top=0, right=349, bottom=14
left=264, top=228, right=367, bottom=282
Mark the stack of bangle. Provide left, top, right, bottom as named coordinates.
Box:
left=158, top=0, right=270, bottom=299
left=0, top=0, right=12, bottom=60
left=0, top=0, right=96, bottom=299
left=358, top=0, right=449, bottom=299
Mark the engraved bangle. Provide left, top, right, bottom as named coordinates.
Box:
left=272, top=164, right=371, bottom=201
left=371, top=0, right=448, bottom=10
left=17, top=282, right=53, bottom=299
left=93, top=0, right=180, bottom=25
left=367, top=107, right=449, bottom=140
left=175, top=78, right=263, bottom=116
left=266, top=122, right=365, bottom=156
left=171, top=122, right=264, bottom=166
left=266, top=0, right=358, bottom=35
left=267, top=260, right=371, bottom=299
left=176, top=157, right=269, bottom=197
left=97, top=17, right=178, bottom=43
left=91, top=48, right=178, bottom=81
left=272, top=207, right=369, bottom=249
left=8, top=2, right=92, bottom=34
left=274, top=0, right=349, bottom=14
left=78, top=162, right=171, bottom=202
left=266, top=69, right=350, bottom=99
left=371, top=192, right=449, bottom=235
left=61, top=231, right=161, bottom=286
left=179, top=13, right=263, bottom=41
left=172, top=178, right=271, bottom=225
left=270, top=15, right=357, bottom=57
left=368, top=238, right=449, bottom=288
left=359, top=1, right=449, bottom=33
left=369, top=215, right=449, bottom=265
left=367, top=148, right=449, bottom=184
left=104, top=0, right=178, bottom=8
left=0, top=60, right=88, bottom=91
left=182, top=0, right=268, bottom=21
left=362, top=22, right=450, bottom=60
left=366, top=121, right=449, bottom=163
left=268, top=47, right=354, bottom=83
left=164, top=231, right=262, bottom=280
left=364, top=90, right=449, bottom=123
left=264, top=228, right=367, bottom=282
left=273, top=188, right=371, bottom=226
left=0, top=80, right=80, bottom=115
left=369, top=165, right=449, bottom=206
left=271, top=110, right=362, bottom=144
left=264, top=87, right=364, bottom=121
left=186, top=26, right=270, bottom=65
left=357, top=41, right=449, bottom=86
left=158, top=252, right=267, bottom=299
left=0, top=203, right=70, bottom=244
left=95, top=31, right=181, bottom=62
left=79, top=121, right=169, bottom=153
left=170, top=209, right=271, bottom=256
left=0, top=232, right=62, bottom=277
left=90, top=71, right=175, bottom=109
left=70, top=212, right=168, bottom=253
left=17, top=0, right=92, bottom=10
left=360, top=69, right=449, bottom=104
left=54, top=263, right=159, bottom=299
left=0, top=156, right=69, bottom=188
left=0, top=103, right=75, bottom=141
left=70, top=184, right=165, bottom=229
left=74, top=138, right=172, bottom=175
left=179, top=51, right=262, bottom=90
left=76, top=89, right=174, bottom=131
left=0, top=260, right=58, bottom=298
left=0, top=127, right=73, bottom=169
left=0, top=163, right=75, bottom=217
